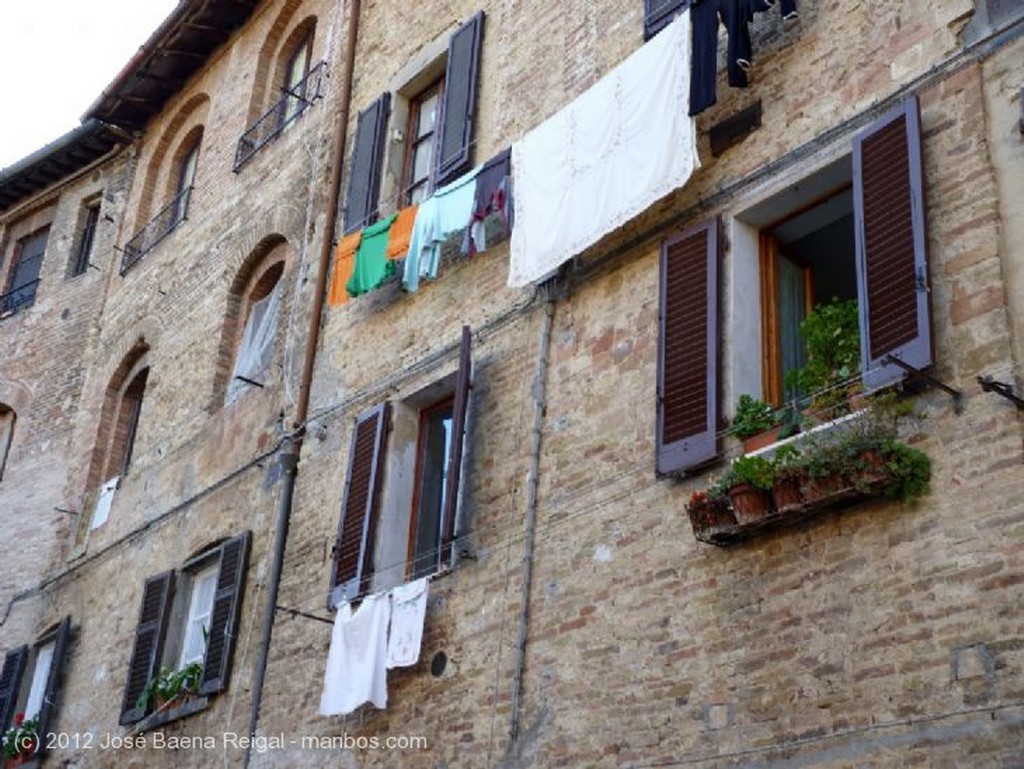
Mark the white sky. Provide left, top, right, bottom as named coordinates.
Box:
left=0, top=1, right=180, bottom=169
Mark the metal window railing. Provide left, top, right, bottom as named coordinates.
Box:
left=120, top=186, right=193, bottom=275
left=233, top=61, right=326, bottom=172
left=0, top=279, right=41, bottom=317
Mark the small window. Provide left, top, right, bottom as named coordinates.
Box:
left=120, top=533, right=251, bottom=725
left=329, top=327, right=472, bottom=606
left=0, top=404, right=15, bottom=481
left=112, top=367, right=149, bottom=478
left=174, top=139, right=201, bottom=227
left=282, top=33, right=313, bottom=126
left=0, top=617, right=72, bottom=762
left=70, top=201, right=101, bottom=278
left=2, top=227, right=49, bottom=317
left=227, top=261, right=285, bottom=403
left=403, top=79, right=444, bottom=204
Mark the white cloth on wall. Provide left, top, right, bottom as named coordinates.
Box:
left=508, top=12, right=698, bottom=287
left=386, top=577, right=429, bottom=669
left=91, top=476, right=119, bottom=530
left=227, top=281, right=282, bottom=402
left=319, top=593, right=391, bottom=716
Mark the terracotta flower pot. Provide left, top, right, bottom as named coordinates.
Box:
left=727, top=482, right=772, bottom=523
left=772, top=472, right=804, bottom=513
left=742, top=425, right=782, bottom=454
left=687, top=496, right=737, bottom=532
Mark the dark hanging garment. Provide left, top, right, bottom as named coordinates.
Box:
left=465, top=148, right=512, bottom=254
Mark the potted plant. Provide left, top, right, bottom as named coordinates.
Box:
left=785, top=297, right=860, bottom=419
left=771, top=444, right=805, bottom=513
left=877, top=442, right=931, bottom=502
left=730, top=394, right=779, bottom=452
left=721, top=455, right=775, bottom=522
left=686, top=488, right=736, bottom=533
left=2, top=713, right=38, bottom=767
left=137, top=661, right=204, bottom=715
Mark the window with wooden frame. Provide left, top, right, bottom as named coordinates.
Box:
left=119, top=533, right=250, bottom=725
left=1, top=226, right=49, bottom=317
left=173, top=136, right=201, bottom=228
left=342, top=11, right=484, bottom=233
left=226, top=260, right=285, bottom=403
left=329, top=327, right=472, bottom=607
left=0, top=617, right=72, bottom=763
left=69, top=199, right=101, bottom=278
left=281, top=31, right=313, bottom=126
left=0, top=404, right=14, bottom=482
left=656, top=96, right=933, bottom=474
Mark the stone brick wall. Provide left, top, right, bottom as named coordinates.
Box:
left=1, top=0, right=1022, bottom=767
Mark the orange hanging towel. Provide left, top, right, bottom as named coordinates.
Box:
left=328, top=231, right=363, bottom=306
left=385, top=204, right=419, bottom=260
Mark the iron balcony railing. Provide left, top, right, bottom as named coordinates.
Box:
left=0, top=279, right=41, bottom=317
left=120, top=186, right=192, bottom=275
left=233, top=61, right=326, bottom=172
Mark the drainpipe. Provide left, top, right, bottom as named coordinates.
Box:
left=244, top=0, right=361, bottom=765
left=508, top=289, right=556, bottom=744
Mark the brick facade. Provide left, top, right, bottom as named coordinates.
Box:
left=1, top=1, right=1022, bottom=767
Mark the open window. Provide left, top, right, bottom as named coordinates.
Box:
left=69, top=198, right=101, bottom=278
left=1, top=226, right=49, bottom=317
left=656, top=96, right=932, bottom=474
left=0, top=404, right=14, bottom=481
left=329, top=327, right=472, bottom=607
left=0, top=617, right=72, bottom=761
left=119, top=533, right=250, bottom=725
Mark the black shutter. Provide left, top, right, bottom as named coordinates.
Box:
left=330, top=403, right=390, bottom=606
left=343, top=94, right=390, bottom=234
left=0, top=645, right=28, bottom=731
left=36, top=616, right=71, bottom=752
left=436, top=12, right=485, bottom=186
left=854, top=95, right=933, bottom=391
left=656, top=218, right=720, bottom=475
left=441, top=326, right=472, bottom=566
left=120, top=571, right=174, bottom=724
left=199, top=532, right=251, bottom=695
left=644, top=0, right=688, bottom=39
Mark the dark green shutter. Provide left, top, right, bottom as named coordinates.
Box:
left=441, top=326, right=472, bottom=566
left=199, top=532, right=251, bottom=695
left=343, top=94, right=390, bottom=234
left=853, top=95, right=933, bottom=391
left=0, top=645, right=28, bottom=731
left=656, top=219, right=720, bottom=475
left=120, top=571, right=174, bottom=724
left=437, top=12, right=485, bottom=186
left=644, top=0, right=688, bottom=39
left=36, top=616, right=72, bottom=752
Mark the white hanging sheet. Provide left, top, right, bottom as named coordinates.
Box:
left=227, top=281, right=282, bottom=402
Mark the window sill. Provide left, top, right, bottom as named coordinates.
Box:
left=129, top=695, right=209, bottom=734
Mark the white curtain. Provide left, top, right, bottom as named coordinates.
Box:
left=227, top=282, right=282, bottom=402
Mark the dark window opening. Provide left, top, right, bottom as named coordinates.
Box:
left=2, top=227, right=48, bottom=315
left=71, top=202, right=100, bottom=277
left=409, top=398, right=455, bottom=579
left=403, top=79, right=444, bottom=205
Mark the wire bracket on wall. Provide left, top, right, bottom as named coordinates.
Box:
left=54, top=507, right=79, bottom=516
left=233, top=375, right=265, bottom=389
left=977, top=376, right=1024, bottom=410
left=883, top=355, right=965, bottom=413
left=275, top=605, right=333, bottom=626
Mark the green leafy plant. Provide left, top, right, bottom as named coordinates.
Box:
left=878, top=442, right=931, bottom=502
left=136, top=662, right=204, bottom=712
left=785, top=298, right=860, bottom=413
left=2, top=713, right=39, bottom=759
left=725, top=455, right=775, bottom=491
left=730, top=395, right=777, bottom=439
left=771, top=444, right=804, bottom=477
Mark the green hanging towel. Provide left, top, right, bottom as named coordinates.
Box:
left=347, top=214, right=397, bottom=296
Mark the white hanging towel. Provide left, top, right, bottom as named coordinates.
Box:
left=91, top=476, right=119, bottom=530
left=387, top=577, right=429, bottom=669
left=508, top=12, right=698, bottom=287
left=319, top=593, right=391, bottom=716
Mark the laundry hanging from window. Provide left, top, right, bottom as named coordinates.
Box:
left=227, top=280, right=282, bottom=401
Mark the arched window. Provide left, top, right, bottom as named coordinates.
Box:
left=227, top=262, right=284, bottom=402
left=0, top=403, right=15, bottom=481
left=172, top=132, right=202, bottom=228
left=282, top=32, right=313, bottom=125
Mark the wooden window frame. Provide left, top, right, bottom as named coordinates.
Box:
left=0, top=405, right=14, bottom=482
left=406, top=396, right=455, bottom=580
left=70, top=201, right=101, bottom=278
left=402, top=78, right=445, bottom=206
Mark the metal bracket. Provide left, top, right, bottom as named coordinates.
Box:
left=883, top=355, right=964, bottom=413
left=977, top=376, right=1024, bottom=410
left=275, top=605, right=333, bottom=626
left=233, top=375, right=265, bottom=389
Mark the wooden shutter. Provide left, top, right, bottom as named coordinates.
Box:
left=199, top=532, right=251, bottom=695
left=0, top=645, right=28, bottom=731
left=441, top=326, right=472, bottom=565
left=343, top=94, right=390, bottom=234
left=644, top=0, right=688, bottom=39
left=119, top=571, right=174, bottom=724
left=657, top=218, right=720, bottom=475
left=36, top=616, right=71, bottom=751
left=437, top=12, right=485, bottom=186
left=854, top=96, right=932, bottom=391
left=330, top=403, right=390, bottom=605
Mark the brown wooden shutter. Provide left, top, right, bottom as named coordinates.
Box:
left=330, top=403, right=390, bottom=606
left=119, top=571, right=174, bottom=724
left=657, top=218, right=720, bottom=475
left=0, top=645, right=28, bottom=731
left=441, top=326, right=472, bottom=565
left=199, top=532, right=251, bottom=695
left=644, top=0, right=688, bottom=39
left=343, top=94, right=390, bottom=234
left=437, top=12, right=484, bottom=186
left=854, top=95, right=932, bottom=391
left=36, top=616, right=71, bottom=751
